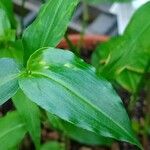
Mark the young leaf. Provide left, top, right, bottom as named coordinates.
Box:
left=22, top=0, right=79, bottom=62
left=19, top=47, right=141, bottom=149
left=0, top=58, right=21, bottom=105
left=0, top=111, right=27, bottom=149
left=40, top=141, right=65, bottom=150
left=13, top=89, right=41, bottom=149
left=47, top=112, right=113, bottom=146
left=92, top=2, right=150, bottom=93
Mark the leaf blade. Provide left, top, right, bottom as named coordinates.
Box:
left=0, top=58, right=21, bottom=105
left=13, top=89, right=41, bottom=149
left=0, top=111, right=27, bottom=149
left=22, top=0, right=79, bottom=62
left=47, top=112, right=113, bottom=146
left=19, top=47, right=141, bottom=148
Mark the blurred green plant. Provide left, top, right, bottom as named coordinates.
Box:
left=92, top=2, right=150, bottom=149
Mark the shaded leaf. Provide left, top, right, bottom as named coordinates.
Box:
left=19, top=47, right=141, bottom=148
left=0, top=111, right=27, bottom=149
left=13, top=89, right=41, bottom=149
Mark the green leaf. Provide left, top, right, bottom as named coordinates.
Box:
left=0, top=0, right=16, bottom=28
left=0, top=58, right=21, bottom=105
left=22, top=0, right=79, bottom=62
left=40, top=141, right=65, bottom=150
left=13, top=89, right=41, bottom=149
left=19, top=47, right=141, bottom=149
left=0, top=111, right=27, bottom=149
left=47, top=112, right=113, bottom=146
left=84, top=0, right=132, bottom=4
left=0, top=40, right=24, bottom=63
left=0, top=9, right=15, bottom=42
left=92, top=2, right=150, bottom=93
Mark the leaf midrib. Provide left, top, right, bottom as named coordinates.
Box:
left=0, top=123, right=25, bottom=139
left=30, top=70, right=137, bottom=144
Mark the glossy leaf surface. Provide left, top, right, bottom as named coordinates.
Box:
left=13, top=89, right=41, bottom=149
left=19, top=47, right=141, bottom=148
left=47, top=113, right=113, bottom=146
left=0, top=58, right=21, bottom=105
left=92, top=2, right=150, bottom=93
left=22, top=0, right=79, bottom=62
left=0, top=111, right=27, bottom=149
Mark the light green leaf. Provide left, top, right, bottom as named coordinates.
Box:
left=0, top=40, right=24, bottom=63
left=22, top=0, right=79, bottom=62
left=40, top=141, right=65, bottom=150
left=19, top=47, right=141, bottom=149
left=92, top=2, right=150, bottom=93
left=0, top=111, right=27, bottom=149
left=0, top=0, right=16, bottom=28
left=0, top=9, right=15, bottom=42
left=47, top=112, right=113, bottom=146
left=13, top=89, right=41, bottom=149
left=0, top=58, right=21, bottom=105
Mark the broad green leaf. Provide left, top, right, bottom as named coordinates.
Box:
left=22, top=0, right=79, bottom=62
left=40, top=142, right=65, bottom=150
left=19, top=47, right=141, bottom=149
left=47, top=112, right=113, bottom=146
left=0, top=9, right=15, bottom=42
left=92, top=2, right=150, bottom=93
left=0, top=40, right=24, bottom=63
left=0, top=0, right=16, bottom=28
left=0, top=111, right=27, bottom=149
left=13, top=89, right=41, bottom=149
left=0, top=58, right=21, bottom=105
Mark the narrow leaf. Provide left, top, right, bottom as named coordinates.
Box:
left=13, top=89, right=41, bottom=149
left=19, top=47, right=141, bottom=149
left=0, top=111, right=27, bottom=149
left=0, top=58, right=21, bottom=105
left=22, top=0, right=79, bottom=62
